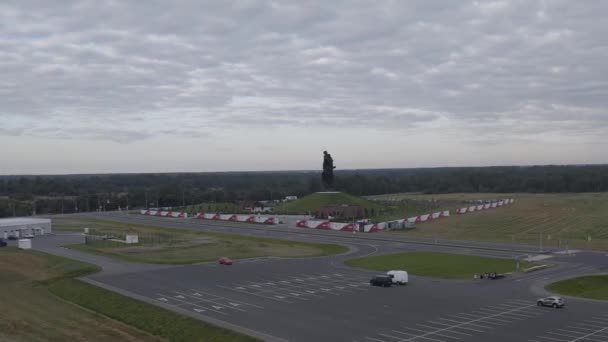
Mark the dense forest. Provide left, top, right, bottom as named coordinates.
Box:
left=1, top=165, right=607, bottom=217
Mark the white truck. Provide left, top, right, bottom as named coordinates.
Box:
left=387, top=270, right=408, bottom=285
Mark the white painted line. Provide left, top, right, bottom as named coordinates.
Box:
left=156, top=293, right=227, bottom=315
left=565, top=326, right=599, bottom=332
left=391, top=328, right=447, bottom=342
left=570, top=326, right=608, bottom=342
left=390, top=330, right=418, bottom=338
left=576, top=323, right=606, bottom=329
left=418, top=322, right=484, bottom=333
left=556, top=329, right=587, bottom=335
left=580, top=337, right=608, bottom=342
left=365, top=337, right=388, bottom=342
left=217, top=285, right=293, bottom=303
left=534, top=336, right=570, bottom=342
left=379, top=333, right=414, bottom=341
left=189, top=289, right=264, bottom=309
left=241, top=280, right=320, bottom=299
left=438, top=317, right=502, bottom=327
left=408, top=326, right=462, bottom=339
left=174, top=291, right=246, bottom=312
left=546, top=331, right=580, bottom=338
left=399, top=304, right=538, bottom=341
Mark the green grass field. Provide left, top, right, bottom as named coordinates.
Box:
left=54, top=217, right=348, bottom=264
left=0, top=247, right=258, bottom=342
left=546, top=275, right=608, bottom=300
left=345, top=251, right=532, bottom=279
left=275, top=192, right=382, bottom=215
left=0, top=248, right=149, bottom=342
left=372, top=193, right=608, bottom=251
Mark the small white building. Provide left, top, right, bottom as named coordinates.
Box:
left=0, top=217, right=52, bottom=239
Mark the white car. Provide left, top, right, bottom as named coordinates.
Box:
left=387, top=270, right=409, bottom=285
left=22, top=233, right=35, bottom=239
left=537, top=296, right=565, bottom=308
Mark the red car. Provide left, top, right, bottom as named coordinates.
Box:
left=218, top=257, right=233, bottom=265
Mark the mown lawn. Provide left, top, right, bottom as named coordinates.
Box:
left=345, top=251, right=531, bottom=279
left=0, top=247, right=259, bottom=342
left=377, top=193, right=608, bottom=251
left=546, top=275, right=608, bottom=300
left=274, top=192, right=382, bottom=214
left=55, top=217, right=348, bottom=264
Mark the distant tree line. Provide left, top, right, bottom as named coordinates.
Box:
left=0, top=165, right=607, bottom=217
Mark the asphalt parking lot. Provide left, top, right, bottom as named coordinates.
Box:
left=38, top=213, right=608, bottom=341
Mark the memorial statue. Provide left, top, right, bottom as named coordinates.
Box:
left=321, top=150, right=336, bottom=189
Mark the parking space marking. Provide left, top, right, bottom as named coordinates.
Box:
left=255, top=278, right=335, bottom=297
left=156, top=292, right=228, bottom=315
left=364, top=300, right=547, bottom=342
left=189, top=289, right=264, bottom=309
left=391, top=329, right=451, bottom=341
left=529, top=317, right=608, bottom=342
left=217, top=284, right=294, bottom=303
left=174, top=291, right=247, bottom=312
left=220, top=272, right=372, bottom=305
left=238, top=281, right=312, bottom=300
left=250, top=281, right=317, bottom=299
left=452, top=312, right=510, bottom=323
left=438, top=317, right=503, bottom=327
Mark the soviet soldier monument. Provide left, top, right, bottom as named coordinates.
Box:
left=321, top=150, right=336, bottom=190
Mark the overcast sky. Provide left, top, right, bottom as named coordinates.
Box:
left=1, top=1, right=607, bottom=175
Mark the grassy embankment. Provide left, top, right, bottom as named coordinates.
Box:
left=275, top=191, right=462, bottom=222
left=181, top=202, right=243, bottom=215
left=0, top=247, right=257, bottom=342
left=345, top=251, right=533, bottom=279
left=275, top=192, right=382, bottom=215
left=54, top=217, right=348, bottom=264
left=546, top=275, right=608, bottom=300
left=370, top=192, right=608, bottom=251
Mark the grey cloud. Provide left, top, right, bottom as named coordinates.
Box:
left=0, top=0, right=607, bottom=143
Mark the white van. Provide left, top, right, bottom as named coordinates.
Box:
left=387, top=270, right=408, bottom=285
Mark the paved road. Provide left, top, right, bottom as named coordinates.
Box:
left=33, top=213, right=608, bottom=342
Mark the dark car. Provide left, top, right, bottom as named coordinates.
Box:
left=0, top=239, right=7, bottom=247
left=370, top=275, right=392, bottom=287
left=7, top=235, right=18, bottom=241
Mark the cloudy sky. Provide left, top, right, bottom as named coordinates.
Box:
left=1, top=0, right=606, bottom=174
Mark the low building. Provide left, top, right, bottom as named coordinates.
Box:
left=0, top=217, right=52, bottom=239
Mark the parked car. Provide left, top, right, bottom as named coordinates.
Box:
left=537, top=296, right=565, bottom=308
left=387, top=270, right=409, bottom=285
left=22, top=233, right=35, bottom=239
left=218, top=257, right=233, bottom=265
left=7, top=235, right=18, bottom=241
left=370, top=275, right=393, bottom=287
left=477, top=272, right=505, bottom=280
left=0, top=239, right=7, bottom=247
